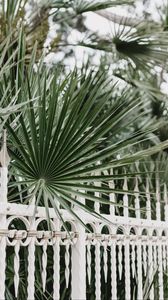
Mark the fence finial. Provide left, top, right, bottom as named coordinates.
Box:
left=0, top=129, right=10, bottom=167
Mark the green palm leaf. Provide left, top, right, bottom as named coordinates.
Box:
left=6, top=65, right=168, bottom=219
left=112, top=24, right=168, bottom=70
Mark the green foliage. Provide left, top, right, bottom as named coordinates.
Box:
left=112, top=25, right=168, bottom=70
left=1, top=1, right=168, bottom=299
left=3, top=34, right=168, bottom=224
left=0, top=0, right=167, bottom=223
left=0, top=33, right=30, bottom=135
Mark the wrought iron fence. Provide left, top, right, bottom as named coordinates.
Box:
left=1, top=159, right=168, bottom=299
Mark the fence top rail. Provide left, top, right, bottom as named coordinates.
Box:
left=0, top=202, right=168, bottom=231
left=0, top=229, right=167, bottom=243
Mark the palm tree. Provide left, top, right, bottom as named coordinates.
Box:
left=1, top=0, right=168, bottom=299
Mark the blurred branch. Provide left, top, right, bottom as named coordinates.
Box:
left=95, top=10, right=140, bottom=26
left=95, top=10, right=157, bottom=27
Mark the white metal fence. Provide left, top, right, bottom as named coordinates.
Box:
left=1, top=163, right=168, bottom=300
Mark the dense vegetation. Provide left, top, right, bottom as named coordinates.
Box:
left=1, top=0, right=168, bottom=298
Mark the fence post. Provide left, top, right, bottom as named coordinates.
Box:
left=71, top=220, right=86, bottom=300
left=53, top=218, right=60, bottom=300
left=27, top=214, right=36, bottom=300
left=0, top=131, right=10, bottom=300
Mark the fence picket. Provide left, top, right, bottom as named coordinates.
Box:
left=146, top=177, right=151, bottom=220
left=148, top=239, right=154, bottom=300
left=158, top=243, right=164, bottom=300
left=118, top=241, right=123, bottom=280
left=87, top=243, right=91, bottom=285
left=137, top=238, right=143, bottom=300
left=94, top=167, right=101, bottom=213
left=41, top=241, right=47, bottom=292
left=125, top=238, right=131, bottom=300
left=27, top=217, right=36, bottom=300
left=103, top=242, right=108, bottom=283
left=53, top=219, right=60, bottom=300
left=164, top=183, right=168, bottom=222
left=14, top=240, right=20, bottom=297
left=0, top=223, right=6, bottom=300
left=156, top=176, right=161, bottom=221
left=53, top=238, right=60, bottom=300
left=109, top=169, right=115, bottom=216
left=134, top=176, right=140, bottom=219
left=65, top=243, right=70, bottom=288
left=123, top=176, right=129, bottom=218
left=111, top=240, right=117, bottom=300
left=131, top=243, right=136, bottom=278
left=95, top=239, right=101, bottom=300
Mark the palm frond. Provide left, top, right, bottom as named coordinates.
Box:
left=6, top=63, right=168, bottom=218
left=0, top=33, right=32, bottom=135
left=112, top=24, right=168, bottom=70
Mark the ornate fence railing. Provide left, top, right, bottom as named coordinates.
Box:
left=1, top=162, right=168, bottom=300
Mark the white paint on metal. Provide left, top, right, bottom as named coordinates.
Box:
left=0, top=164, right=168, bottom=300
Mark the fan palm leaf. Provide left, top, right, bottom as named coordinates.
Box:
left=112, top=24, right=168, bottom=70
left=5, top=62, right=168, bottom=220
